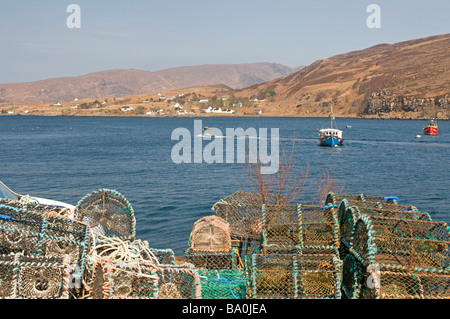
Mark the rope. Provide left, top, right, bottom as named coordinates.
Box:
left=87, top=233, right=160, bottom=266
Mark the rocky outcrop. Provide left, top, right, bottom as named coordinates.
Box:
left=364, top=91, right=450, bottom=115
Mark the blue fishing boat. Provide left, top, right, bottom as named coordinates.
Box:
left=318, top=107, right=343, bottom=147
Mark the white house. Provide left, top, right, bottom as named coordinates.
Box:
left=233, top=101, right=243, bottom=108
left=147, top=108, right=164, bottom=115
left=121, top=106, right=135, bottom=112
left=201, top=106, right=213, bottom=113
left=199, top=99, right=209, bottom=103
left=221, top=109, right=235, bottom=114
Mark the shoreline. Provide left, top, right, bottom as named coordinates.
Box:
left=1, top=113, right=449, bottom=121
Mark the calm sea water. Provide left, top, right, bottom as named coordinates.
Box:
left=0, top=116, right=449, bottom=255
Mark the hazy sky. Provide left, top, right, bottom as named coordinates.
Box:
left=1, top=0, right=449, bottom=83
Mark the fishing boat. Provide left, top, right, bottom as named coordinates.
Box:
left=318, top=107, right=343, bottom=147
left=0, top=180, right=75, bottom=215
left=423, top=119, right=439, bottom=135
left=202, top=126, right=215, bottom=138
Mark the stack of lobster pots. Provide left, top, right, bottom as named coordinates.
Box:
left=326, top=192, right=450, bottom=299
left=212, top=191, right=343, bottom=299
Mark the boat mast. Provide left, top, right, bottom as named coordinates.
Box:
left=330, top=105, right=334, bottom=129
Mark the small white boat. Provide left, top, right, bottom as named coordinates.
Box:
left=0, top=180, right=75, bottom=216
left=415, top=135, right=422, bottom=138
left=202, top=126, right=215, bottom=138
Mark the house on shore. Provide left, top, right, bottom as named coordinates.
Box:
left=201, top=106, right=213, bottom=113
left=121, top=106, right=135, bottom=112
left=201, top=106, right=235, bottom=114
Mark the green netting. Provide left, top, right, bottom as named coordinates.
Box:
left=339, top=206, right=359, bottom=257
left=341, top=253, right=363, bottom=299
left=198, top=269, right=247, bottom=299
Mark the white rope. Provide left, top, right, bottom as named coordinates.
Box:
left=87, top=233, right=160, bottom=266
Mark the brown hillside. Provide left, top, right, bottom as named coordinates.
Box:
left=0, top=63, right=301, bottom=103
left=236, top=34, right=450, bottom=119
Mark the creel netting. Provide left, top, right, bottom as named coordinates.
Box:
left=74, top=189, right=136, bottom=240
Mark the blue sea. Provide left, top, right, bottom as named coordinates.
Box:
left=0, top=116, right=449, bottom=256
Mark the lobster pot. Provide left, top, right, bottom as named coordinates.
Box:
left=325, top=193, right=365, bottom=206
left=360, top=195, right=398, bottom=204
left=89, top=259, right=157, bottom=299
left=83, top=236, right=163, bottom=290
left=261, top=204, right=302, bottom=253
left=339, top=206, right=359, bottom=252
left=124, top=237, right=175, bottom=265
left=352, top=214, right=450, bottom=271
left=89, top=258, right=201, bottom=299
left=0, top=198, right=72, bottom=217
left=212, top=191, right=273, bottom=240
left=185, top=250, right=238, bottom=270
left=0, top=204, right=42, bottom=255
left=189, top=215, right=231, bottom=252
left=337, top=199, right=350, bottom=225
left=250, top=253, right=342, bottom=299
left=198, top=269, right=247, bottom=299
left=154, top=263, right=201, bottom=299
left=360, top=201, right=419, bottom=212
left=341, top=253, right=363, bottom=299
left=74, top=189, right=136, bottom=240
left=0, top=253, right=71, bottom=299
left=149, top=248, right=176, bottom=265
left=355, top=206, right=432, bottom=221
left=325, top=192, right=399, bottom=206
left=359, top=266, right=450, bottom=299
left=234, top=237, right=261, bottom=265
left=299, top=205, right=340, bottom=252
left=0, top=204, right=90, bottom=296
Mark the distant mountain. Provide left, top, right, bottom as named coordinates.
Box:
left=237, top=34, right=450, bottom=118
left=0, top=63, right=302, bottom=103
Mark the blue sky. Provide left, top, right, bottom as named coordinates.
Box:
left=0, top=0, right=449, bottom=83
